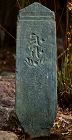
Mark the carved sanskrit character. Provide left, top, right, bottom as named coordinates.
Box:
left=26, top=33, right=45, bottom=66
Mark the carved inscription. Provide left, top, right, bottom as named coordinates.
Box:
left=25, top=33, right=45, bottom=66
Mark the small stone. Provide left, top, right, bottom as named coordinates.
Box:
left=0, top=106, right=14, bottom=129
left=0, top=131, right=19, bottom=140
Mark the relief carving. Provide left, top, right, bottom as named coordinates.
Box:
left=25, top=33, right=45, bottom=66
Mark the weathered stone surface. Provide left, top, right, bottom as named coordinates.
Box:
left=0, top=74, right=15, bottom=129
left=0, top=106, right=14, bottom=129
left=16, top=2, right=57, bottom=137
left=0, top=131, right=19, bottom=140
left=0, top=73, right=15, bottom=108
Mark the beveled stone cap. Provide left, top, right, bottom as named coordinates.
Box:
left=19, top=2, right=55, bottom=19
